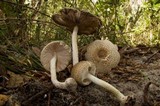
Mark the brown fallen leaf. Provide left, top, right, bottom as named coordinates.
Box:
left=0, top=94, right=9, bottom=106
left=6, top=71, right=31, bottom=88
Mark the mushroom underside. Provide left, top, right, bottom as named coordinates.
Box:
left=40, top=41, right=71, bottom=72
left=85, top=40, right=120, bottom=73
left=52, top=8, right=102, bottom=35
left=40, top=41, right=77, bottom=91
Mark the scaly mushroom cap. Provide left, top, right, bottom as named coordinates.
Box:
left=40, top=41, right=71, bottom=72
left=52, top=8, right=102, bottom=35
left=85, top=40, right=120, bottom=73
left=71, top=61, right=96, bottom=86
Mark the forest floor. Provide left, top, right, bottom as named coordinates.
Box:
left=0, top=45, right=160, bottom=106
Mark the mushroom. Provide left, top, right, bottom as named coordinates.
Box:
left=52, top=8, right=102, bottom=65
left=85, top=39, right=120, bottom=73
left=40, top=41, right=77, bottom=91
left=71, top=61, right=134, bottom=106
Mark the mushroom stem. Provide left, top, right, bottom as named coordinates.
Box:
left=87, top=74, right=128, bottom=105
left=72, top=26, right=79, bottom=65
left=50, top=53, right=77, bottom=91
left=50, top=54, right=66, bottom=89
left=71, top=61, right=134, bottom=105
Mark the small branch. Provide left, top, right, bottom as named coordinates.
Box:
left=63, top=0, right=74, bottom=7
left=47, top=91, right=51, bottom=106
left=22, top=85, right=54, bottom=105
left=0, top=17, right=57, bottom=25
left=143, top=82, right=152, bottom=106
left=89, top=0, right=101, bottom=13
left=119, top=47, right=139, bottom=56
left=31, top=0, right=42, bottom=19
left=0, top=0, right=51, bottom=18
left=144, top=51, right=159, bottom=63
left=142, top=82, right=160, bottom=106
left=0, top=17, right=69, bottom=35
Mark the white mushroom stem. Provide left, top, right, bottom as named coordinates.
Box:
left=87, top=74, right=128, bottom=105
left=50, top=53, right=77, bottom=91
left=72, top=26, right=79, bottom=65
left=71, top=61, right=133, bottom=105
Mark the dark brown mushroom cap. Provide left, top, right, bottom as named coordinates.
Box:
left=52, top=8, right=102, bottom=35
left=40, top=41, right=71, bottom=72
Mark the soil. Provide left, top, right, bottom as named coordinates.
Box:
left=0, top=46, right=160, bottom=106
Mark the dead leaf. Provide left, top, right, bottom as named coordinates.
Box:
left=0, top=94, right=9, bottom=106
left=7, top=71, right=31, bottom=87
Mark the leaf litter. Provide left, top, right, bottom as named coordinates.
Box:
left=0, top=46, right=160, bottom=106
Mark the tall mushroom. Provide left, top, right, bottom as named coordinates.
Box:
left=40, top=41, right=77, bottom=91
left=71, top=61, right=135, bottom=106
left=52, top=8, right=102, bottom=65
left=85, top=39, right=120, bottom=73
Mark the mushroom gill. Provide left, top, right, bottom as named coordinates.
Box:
left=85, top=39, right=120, bottom=73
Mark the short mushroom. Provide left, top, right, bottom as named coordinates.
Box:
left=52, top=8, right=102, bottom=65
left=71, top=61, right=134, bottom=106
left=85, top=39, right=120, bottom=73
left=40, top=41, right=77, bottom=91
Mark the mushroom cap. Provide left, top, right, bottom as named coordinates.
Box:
left=40, top=41, right=71, bottom=72
left=71, top=61, right=96, bottom=86
left=52, top=8, right=102, bottom=35
left=85, top=40, right=120, bottom=73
